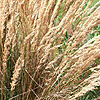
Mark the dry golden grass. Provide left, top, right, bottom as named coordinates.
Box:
left=0, top=0, right=100, bottom=100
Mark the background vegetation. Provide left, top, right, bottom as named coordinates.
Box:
left=0, top=0, right=100, bottom=100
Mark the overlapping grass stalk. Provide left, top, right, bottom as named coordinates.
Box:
left=0, top=0, right=100, bottom=100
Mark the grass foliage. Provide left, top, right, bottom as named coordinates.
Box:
left=0, top=0, right=100, bottom=100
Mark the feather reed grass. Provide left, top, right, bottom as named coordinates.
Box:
left=0, top=0, right=100, bottom=100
